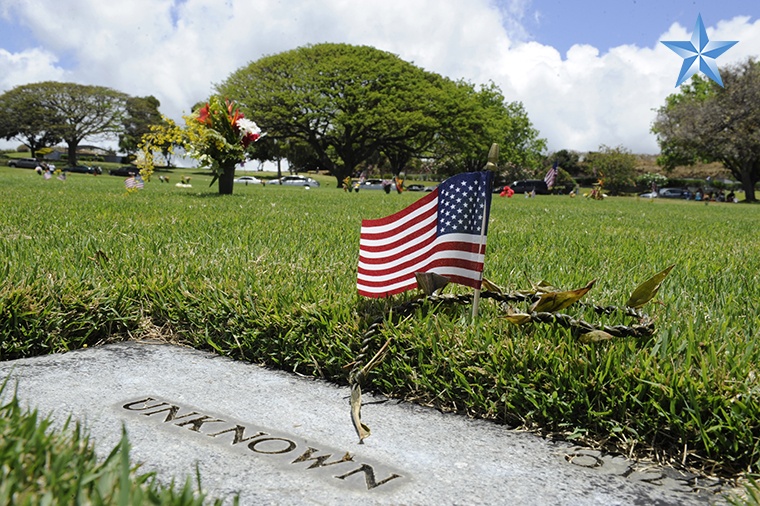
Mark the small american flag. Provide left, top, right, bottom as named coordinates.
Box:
left=544, top=161, right=558, bottom=189
left=125, top=175, right=145, bottom=190
left=357, top=171, right=493, bottom=298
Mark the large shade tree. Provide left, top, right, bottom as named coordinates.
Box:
left=3, top=81, right=129, bottom=167
left=0, top=84, right=62, bottom=157
left=652, top=59, right=760, bottom=202
left=218, top=43, right=488, bottom=186
left=584, top=145, right=637, bottom=195
left=119, top=95, right=164, bottom=157
left=434, top=81, right=546, bottom=176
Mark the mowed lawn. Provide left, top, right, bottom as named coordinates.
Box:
left=2, top=166, right=760, bottom=477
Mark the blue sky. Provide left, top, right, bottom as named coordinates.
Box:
left=520, top=1, right=756, bottom=54
left=1, top=0, right=759, bottom=154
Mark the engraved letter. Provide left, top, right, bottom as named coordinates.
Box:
left=248, top=437, right=297, bottom=455
left=122, top=398, right=168, bottom=411
left=335, top=464, right=402, bottom=490
left=174, top=415, right=225, bottom=432
left=207, top=425, right=268, bottom=445
left=141, top=405, right=199, bottom=423
left=291, top=447, right=354, bottom=469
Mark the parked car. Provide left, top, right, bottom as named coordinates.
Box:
left=639, top=191, right=658, bottom=198
left=359, top=179, right=386, bottom=190
left=658, top=187, right=690, bottom=199
left=64, top=165, right=96, bottom=174
left=109, top=166, right=139, bottom=177
left=508, top=180, right=549, bottom=194
left=267, top=175, right=320, bottom=187
left=234, top=176, right=262, bottom=185
left=7, top=158, right=40, bottom=168
left=406, top=184, right=426, bottom=192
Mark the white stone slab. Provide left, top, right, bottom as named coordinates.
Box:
left=0, top=341, right=721, bottom=505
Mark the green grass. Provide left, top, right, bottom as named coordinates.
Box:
left=1, top=166, right=760, bottom=482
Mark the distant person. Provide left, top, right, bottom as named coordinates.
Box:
left=727, top=190, right=736, bottom=203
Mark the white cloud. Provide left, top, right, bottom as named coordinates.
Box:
left=1, top=1, right=758, bottom=156
left=0, top=47, right=66, bottom=89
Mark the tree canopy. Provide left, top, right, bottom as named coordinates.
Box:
left=0, top=81, right=128, bottom=167
left=218, top=43, right=545, bottom=185
left=551, top=149, right=581, bottom=175
left=434, top=81, right=545, bottom=176
left=652, top=58, right=760, bottom=202
left=584, top=145, right=636, bottom=195
left=119, top=95, right=164, bottom=156
left=0, top=85, right=62, bottom=158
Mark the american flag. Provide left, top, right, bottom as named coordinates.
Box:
left=125, top=175, right=145, bottom=190
left=357, top=171, right=493, bottom=298
left=544, top=161, right=558, bottom=189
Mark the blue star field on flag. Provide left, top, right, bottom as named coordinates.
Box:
left=436, top=171, right=493, bottom=236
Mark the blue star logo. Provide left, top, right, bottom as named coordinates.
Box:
left=661, top=14, right=737, bottom=87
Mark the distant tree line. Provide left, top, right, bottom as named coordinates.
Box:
left=0, top=81, right=164, bottom=168
left=4, top=49, right=755, bottom=197
left=652, top=58, right=760, bottom=202
left=0, top=44, right=548, bottom=183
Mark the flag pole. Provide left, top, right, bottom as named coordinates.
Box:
left=472, top=143, right=498, bottom=322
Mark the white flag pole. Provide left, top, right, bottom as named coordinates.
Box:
left=472, top=143, right=498, bottom=322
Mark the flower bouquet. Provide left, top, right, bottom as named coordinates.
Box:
left=138, top=96, right=264, bottom=194
left=188, top=96, right=263, bottom=172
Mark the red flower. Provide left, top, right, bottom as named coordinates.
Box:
left=230, top=110, right=244, bottom=131
left=241, top=132, right=260, bottom=148
left=197, top=103, right=211, bottom=125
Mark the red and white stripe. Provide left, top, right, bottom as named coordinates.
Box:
left=357, top=189, right=486, bottom=298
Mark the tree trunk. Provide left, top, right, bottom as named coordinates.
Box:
left=332, top=165, right=354, bottom=189
left=740, top=175, right=756, bottom=203
left=735, top=162, right=757, bottom=203
left=67, top=140, right=78, bottom=167
left=218, top=163, right=236, bottom=195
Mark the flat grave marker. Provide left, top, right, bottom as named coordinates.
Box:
left=0, top=341, right=728, bottom=505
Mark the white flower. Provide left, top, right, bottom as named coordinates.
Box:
left=236, top=118, right=261, bottom=136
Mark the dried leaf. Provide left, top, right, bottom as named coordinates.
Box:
left=579, top=330, right=614, bottom=343
left=626, top=264, right=675, bottom=309
left=415, top=272, right=450, bottom=296
left=533, top=279, right=560, bottom=294
left=502, top=312, right=533, bottom=325
left=481, top=277, right=502, bottom=293
left=350, top=383, right=371, bottom=442
left=530, top=280, right=596, bottom=313
left=516, top=279, right=559, bottom=296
